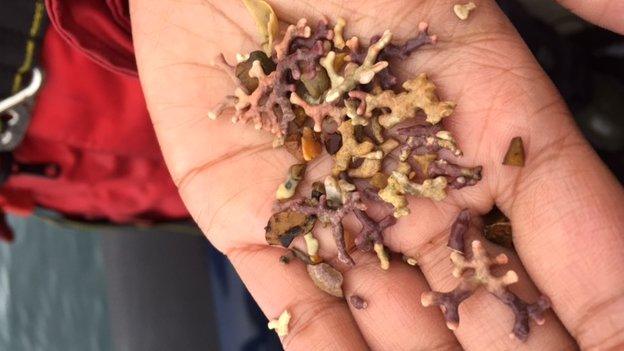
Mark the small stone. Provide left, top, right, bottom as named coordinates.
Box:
left=265, top=211, right=316, bottom=247
left=301, top=127, right=323, bottom=161
left=349, top=295, right=368, bottom=310
left=307, top=262, right=344, bottom=297
left=453, top=2, right=477, bottom=21
left=503, top=136, right=525, bottom=167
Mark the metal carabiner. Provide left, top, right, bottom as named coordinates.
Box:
left=0, top=67, right=44, bottom=151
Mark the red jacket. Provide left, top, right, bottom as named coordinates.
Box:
left=1, top=0, right=188, bottom=224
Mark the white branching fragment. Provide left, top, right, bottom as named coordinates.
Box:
left=322, top=30, right=393, bottom=102
left=267, top=310, right=291, bottom=336
left=453, top=2, right=477, bottom=20
left=374, top=243, right=390, bottom=270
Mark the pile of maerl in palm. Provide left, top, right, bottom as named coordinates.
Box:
left=211, top=15, right=549, bottom=342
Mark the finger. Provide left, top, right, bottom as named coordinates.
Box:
left=229, top=245, right=369, bottom=350
left=495, top=88, right=624, bottom=347
left=341, top=251, right=460, bottom=350
left=554, top=0, right=624, bottom=34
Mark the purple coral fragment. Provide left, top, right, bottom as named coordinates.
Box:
left=422, top=240, right=551, bottom=342
left=396, top=124, right=459, bottom=157
left=354, top=209, right=396, bottom=252
left=275, top=192, right=366, bottom=266
left=291, top=19, right=334, bottom=51
left=428, top=160, right=482, bottom=189
left=447, top=208, right=470, bottom=253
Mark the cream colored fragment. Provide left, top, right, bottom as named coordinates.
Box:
left=370, top=73, right=456, bottom=128
left=276, top=164, right=306, bottom=200
left=406, top=257, right=418, bottom=266
left=267, top=310, right=291, bottom=337
left=236, top=53, right=250, bottom=63
left=379, top=172, right=410, bottom=218
left=374, top=243, right=390, bottom=270
left=345, top=100, right=369, bottom=126
left=242, top=0, right=279, bottom=56
left=333, top=121, right=375, bottom=175
left=435, top=130, right=462, bottom=156
left=322, top=31, right=393, bottom=102
left=380, top=138, right=400, bottom=154
left=395, top=172, right=448, bottom=201
left=379, top=171, right=448, bottom=217
left=324, top=176, right=343, bottom=205
left=451, top=240, right=519, bottom=292
left=333, top=18, right=347, bottom=49
left=304, top=233, right=321, bottom=263
left=453, top=2, right=477, bottom=21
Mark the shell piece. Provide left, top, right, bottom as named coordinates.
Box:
left=307, top=262, right=344, bottom=297
left=242, top=0, right=279, bottom=56
left=265, top=210, right=316, bottom=247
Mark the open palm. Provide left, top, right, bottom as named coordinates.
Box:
left=129, top=0, right=624, bottom=350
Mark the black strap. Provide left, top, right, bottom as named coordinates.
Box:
left=0, top=0, right=47, bottom=98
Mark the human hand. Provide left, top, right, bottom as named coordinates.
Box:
left=129, top=0, right=624, bottom=349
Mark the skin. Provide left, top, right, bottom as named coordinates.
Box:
left=129, top=0, right=624, bottom=350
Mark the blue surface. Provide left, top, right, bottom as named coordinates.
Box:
left=0, top=215, right=112, bottom=351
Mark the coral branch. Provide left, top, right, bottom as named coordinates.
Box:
left=428, top=159, right=482, bottom=189
left=275, top=191, right=366, bottom=266
left=421, top=240, right=551, bottom=341
left=290, top=92, right=345, bottom=132
left=379, top=171, right=448, bottom=217
left=447, top=208, right=471, bottom=253
left=349, top=22, right=437, bottom=89
left=396, top=124, right=462, bottom=160
left=333, top=121, right=375, bottom=175
left=354, top=209, right=396, bottom=252
left=322, top=30, right=393, bottom=102
left=274, top=19, right=312, bottom=59
left=363, top=74, right=455, bottom=128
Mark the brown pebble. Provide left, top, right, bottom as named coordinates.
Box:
left=349, top=295, right=368, bottom=310
left=301, top=127, right=323, bottom=161
left=325, top=132, right=342, bottom=155
left=307, top=263, right=344, bottom=297
left=503, top=137, right=525, bottom=167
